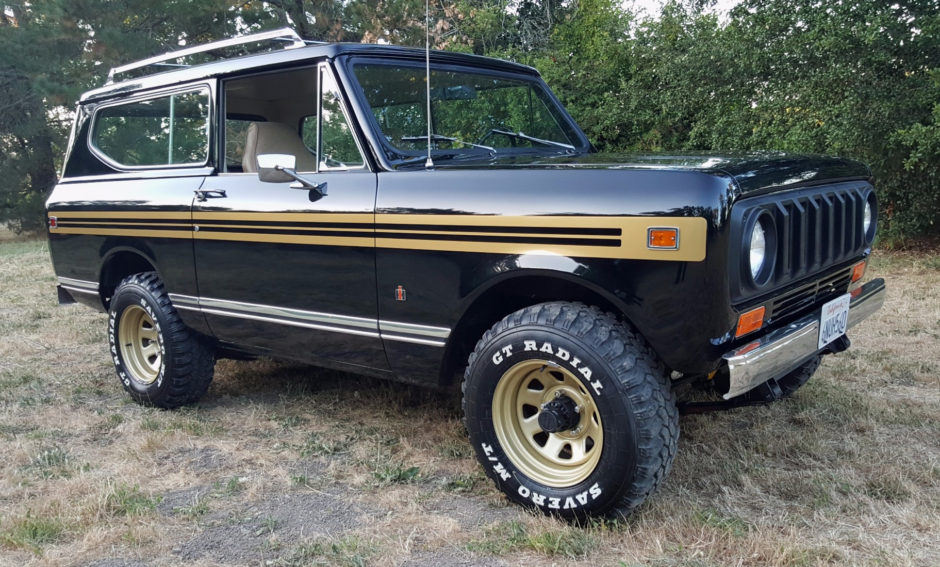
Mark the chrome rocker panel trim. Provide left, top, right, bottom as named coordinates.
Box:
left=167, top=293, right=450, bottom=347
left=56, top=276, right=99, bottom=295
left=722, top=278, right=886, bottom=399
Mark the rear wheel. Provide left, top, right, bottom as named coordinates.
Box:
left=109, top=272, right=215, bottom=408
left=463, top=302, right=679, bottom=518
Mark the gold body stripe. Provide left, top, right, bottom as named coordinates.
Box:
left=58, top=220, right=191, bottom=228
left=49, top=212, right=707, bottom=261
left=53, top=211, right=191, bottom=220
left=52, top=227, right=192, bottom=239
left=194, top=212, right=374, bottom=223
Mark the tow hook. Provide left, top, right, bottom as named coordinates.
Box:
left=826, top=335, right=851, bottom=354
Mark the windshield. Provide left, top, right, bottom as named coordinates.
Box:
left=350, top=60, right=587, bottom=164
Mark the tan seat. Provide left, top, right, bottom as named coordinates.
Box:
left=241, top=122, right=318, bottom=173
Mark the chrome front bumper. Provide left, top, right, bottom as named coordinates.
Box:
left=722, top=278, right=886, bottom=399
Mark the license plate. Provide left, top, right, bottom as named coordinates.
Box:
left=818, top=293, right=851, bottom=349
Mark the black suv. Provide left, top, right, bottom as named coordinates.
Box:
left=46, top=28, right=885, bottom=518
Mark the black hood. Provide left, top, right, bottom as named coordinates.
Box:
left=422, top=150, right=872, bottom=197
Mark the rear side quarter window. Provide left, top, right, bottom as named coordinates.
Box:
left=91, top=88, right=210, bottom=168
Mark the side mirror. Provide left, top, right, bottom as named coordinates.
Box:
left=257, top=154, right=296, bottom=183
left=256, top=153, right=328, bottom=199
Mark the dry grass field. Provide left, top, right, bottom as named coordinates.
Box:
left=1, top=233, right=937, bottom=566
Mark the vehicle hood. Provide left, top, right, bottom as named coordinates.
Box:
left=425, top=150, right=872, bottom=197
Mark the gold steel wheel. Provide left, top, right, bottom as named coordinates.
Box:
left=118, top=304, right=162, bottom=384
left=492, top=359, right=603, bottom=487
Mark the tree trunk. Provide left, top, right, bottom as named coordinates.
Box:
left=28, top=129, right=59, bottom=197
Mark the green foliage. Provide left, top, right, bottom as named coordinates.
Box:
left=563, top=0, right=939, bottom=241
left=1, top=0, right=937, bottom=240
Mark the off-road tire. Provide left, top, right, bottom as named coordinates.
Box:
left=744, top=355, right=822, bottom=402
left=462, top=302, right=679, bottom=519
left=109, top=272, right=215, bottom=408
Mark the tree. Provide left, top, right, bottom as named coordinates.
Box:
left=1, top=0, right=937, bottom=239
left=0, top=0, right=247, bottom=232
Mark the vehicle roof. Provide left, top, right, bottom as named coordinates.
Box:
left=80, top=43, right=540, bottom=103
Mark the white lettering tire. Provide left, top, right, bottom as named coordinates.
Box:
left=109, top=272, right=215, bottom=409
left=463, top=302, right=679, bottom=518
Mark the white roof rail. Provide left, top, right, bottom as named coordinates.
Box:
left=107, top=27, right=310, bottom=83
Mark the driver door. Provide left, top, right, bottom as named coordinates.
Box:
left=192, top=63, right=387, bottom=373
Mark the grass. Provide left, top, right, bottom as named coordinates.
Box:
left=468, top=519, right=595, bottom=558
left=277, top=536, right=376, bottom=567
left=371, top=462, right=421, bottom=485
left=173, top=497, right=210, bottom=520
left=105, top=484, right=162, bottom=517
left=0, top=239, right=938, bottom=566
left=0, top=513, right=66, bottom=553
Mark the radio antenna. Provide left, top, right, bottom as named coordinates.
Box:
left=424, top=0, right=434, bottom=169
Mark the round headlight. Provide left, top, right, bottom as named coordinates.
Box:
left=749, top=221, right=766, bottom=279
left=862, top=193, right=877, bottom=244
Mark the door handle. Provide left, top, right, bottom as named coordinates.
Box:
left=194, top=189, right=227, bottom=202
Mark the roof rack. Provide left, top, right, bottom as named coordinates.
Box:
left=107, top=27, right=311, bottom=84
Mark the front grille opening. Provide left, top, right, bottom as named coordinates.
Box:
left=766, top=265, right=854, bottom=324
left=731, top=181, right=872, bottom=303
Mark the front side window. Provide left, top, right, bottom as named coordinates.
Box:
left=223, top=65, right=363, bottom=174
left=301, top=69, right=364, bottom=169
left=92, top=88, right=210, bottom=167
left=350, top=61, right=586, bottom=164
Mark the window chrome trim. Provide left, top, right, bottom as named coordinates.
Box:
left=88, top=84, right=213, bottom=172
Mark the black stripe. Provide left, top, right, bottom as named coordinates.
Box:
left=197, top=226, right=375, bottom=239
left=57, top=217, right=621, bottom=237
left=60, top=222, right=619, bottom=247
left=197, top=219, right=619, bottom=236
left=376, top=223, right=621, bottom=236
left=196, top=219, right=374, bottom=230
left=57, top=222, right=188, bottom=231
left=379, top=232, right=621, bottom=247
left=201, top=227, right=619, bottom=246
left=56, top=217, right=189, bottom=225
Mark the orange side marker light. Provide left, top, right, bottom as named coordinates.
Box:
left=735, top=306, right=765, bottom=338
left=851, top=260, right=866, bottom=283
left=648, top=227, right=679, bottom=249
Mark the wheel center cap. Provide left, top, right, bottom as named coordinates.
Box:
left=538, top=394, right=580, bottom=433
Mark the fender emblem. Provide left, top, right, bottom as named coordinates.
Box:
left=395, top=285, right=406, bottom=301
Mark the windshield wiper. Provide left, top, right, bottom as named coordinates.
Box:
left=401, top=134, right=495, bottom=153
left=486, top=129, right=575, bottom=151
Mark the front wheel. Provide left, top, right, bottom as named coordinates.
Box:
left=109, top=272, right=215, bottom=409
left=463, top=302, right=679, bottom=518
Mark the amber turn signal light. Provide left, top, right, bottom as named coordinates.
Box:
left=648, top=227, right=679, bottom=249
left=851, top=260, right=866, bottom=283
left=735, top=306, right=765, bottom=338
